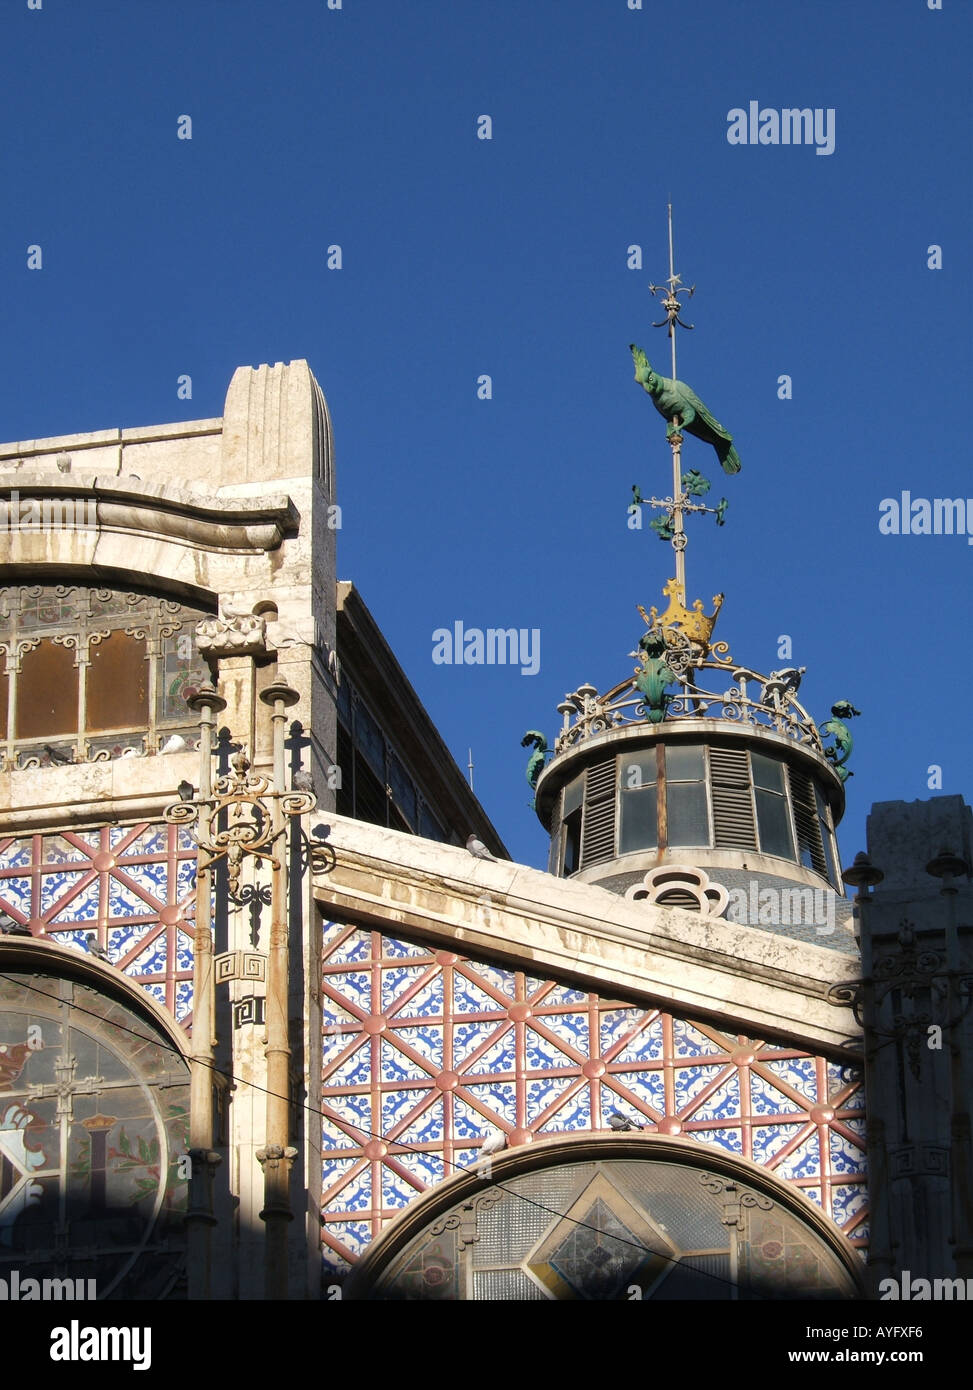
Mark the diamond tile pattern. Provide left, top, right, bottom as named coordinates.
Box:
left=320, top=921, right=867, bottom=1277
left=0, top=824, right=196, bottom=1024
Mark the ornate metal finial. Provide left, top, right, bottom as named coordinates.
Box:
left=628, top=205, right=740, bottom=622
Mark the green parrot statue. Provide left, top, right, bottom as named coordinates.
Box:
left=820, top=701, right=861, bottom=780
left=630, top=344, right=742, bottom=474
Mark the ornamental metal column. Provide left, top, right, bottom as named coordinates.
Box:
left=255, top=679, right=304, bottom=1300
left=165, top=677, right=315, bottom=1301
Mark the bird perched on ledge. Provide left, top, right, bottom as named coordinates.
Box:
left=630, top=344, right=742, bottom=474
left=466, top=834, right=496, bottom=861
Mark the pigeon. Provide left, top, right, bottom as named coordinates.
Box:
left=43, top=744, right=72, bottom=765
left=85, top=935, right=112, bottom=963
left=292, top=770, right=315, bottom=793
left=466, top=834, right=495, bottom=861
left=177, top=780, right=195, bottom=802
left=0, top=912, right=31, bottom=937
left=479, top=1130, right=507, bottom=1156
left=609, top=1110, right=644, bottom=1132
left=159, top=734, right=187, bottom=755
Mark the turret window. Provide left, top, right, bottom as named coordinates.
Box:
left=752, top=751, right=795, bottom=860
left=618, top=751, right=658, bottom=855
left=665, top=744, right=709, bottom=847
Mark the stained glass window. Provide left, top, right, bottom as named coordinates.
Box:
left=0, top=968, right=189, bottom=1298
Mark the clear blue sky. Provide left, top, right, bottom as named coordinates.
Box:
left=3, top=0, right=970, bottom=874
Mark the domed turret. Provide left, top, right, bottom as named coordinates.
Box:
left=526, top=209, right=859, bottom=952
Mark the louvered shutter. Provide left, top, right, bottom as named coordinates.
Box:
left=711, top=746, right=757, bottom=849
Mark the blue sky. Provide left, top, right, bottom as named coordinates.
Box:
left=3, top=0, right=970, bottom=874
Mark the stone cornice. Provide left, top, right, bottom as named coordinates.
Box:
left=0, top=475, right=297, bottom=553
left=312, top=816, right=861, bottom=1051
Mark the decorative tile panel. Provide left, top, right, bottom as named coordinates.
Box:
left=321, top=921, right=866, bottom=1280
left=0, top=824, right=196, bottom=1025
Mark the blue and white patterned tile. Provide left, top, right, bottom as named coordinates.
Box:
left=829, top=1128, right=866, bottom=1175
left=327, top=1093, right=373, bottom=1142
left=538, top=1089, right=591, bottom=1132
left=42, top=836, right=89, bottom=864
left=175, top=929, right=194, bottom=972
left=0, top=839, right=33, bottom=869
left=393, top=1150, right=444, bottom=1188
left=323, top=1221, right=372, bottom=1258
left=321, top=1249, right=353, bottom=1284
left=381, top=1166, right=424, bottom=1209
left=461, top=1029, right=515, bottom=1076
left=107, top=922, right=154, bottom=961
left=752, top=1121, right=807, bottom=1163
left=48, top=877, right=101, bottom=923
left=394, top=1100, right=444, bottom=1147
left=451, top=971, right=505, bottom=1015
left=672, top=1019, right=720, bottom=1059
left=321, top=919, right=348, bottom=947
left=840, top=1114, right=866, bottom=1140
left=175, top=861, right=197, bottom=900
left=0, top=876, right=32, bottom=913
left=327, top=1044, right=373, bottom=1087
left=321, top=1156, right=362, bottom=1203
left=453, top=1146, right=481, bottom=1176
left=453, top=1018, right=504, bottom=1067
left=750, top=1071, right=807, bottom=1117
left=541, top=982, right=589, bottom=1007
left=177, top=828, right=196, bottom=852
left=325, top=971, right=372, bottom=1012
left=326, top=929, right=373, bottom=965
left=381, top=935, right=430, bottom=960
left=46, top=927, right=93, bottom=952
left=673, top=1064, right=725, bottom=1112
left=692, top=1072, right=742, bottom=1121
left=380, top=1040, right=429, bottom=1084
left=605, top=1070, right=665, bottom=1114
left=536, top=1011, right=589, bottom=1054
left=381, top=1089, right=427, bottom=1132
left=391, top=1024, right=443, bottom=1069
left=764, top=1056, right=819, bottom=1102
left=110, top=863, right=167, bottom=909
left=139, top=980, right=167, bottom=1010
left=689, top=1126, right=743, bottom=1155
left=524, top=975, right=552, bottom=1000
left=525, top=1075, right=571, bottom=1124
left=830, top=1182, right=867, bottom=1229
left=468, top=962, right=517, bottom=1000
left=802, top=1185, right=823, bottom=1210
left=381, top=965, right=428, bottom=1012
left=322, top=1112, right=363, bottom=1151
left=118, top=826, right=169, bottom=856
left=398, top=972, right=444, bottom=1019
left=126, top=935, right=168, bottom=976
left=333, top=1166, right=372, bottom=1214
left=524, top=1026, right=575, bottom=1071
left=322, top=998, right=359, bottom=1033
left=600, top=1009, right=648, bottom=1057
left=174, top=980, right=193, bottom=1019
left=454, top=1081, right=517, bottom=1128
left=773, top=1132, right=822, bottom=1180
left=835, top=1085, right=864, bottom=1112
left=39, top=870, right=86, bottom=914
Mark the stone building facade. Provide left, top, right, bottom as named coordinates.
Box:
left=0, top=360, right=964, bottom=1300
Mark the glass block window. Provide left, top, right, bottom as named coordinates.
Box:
left=0, top=584, right=211, bottom=767
left=320, top=923, right=867, bottom=1283
left=0, top=824, right=197, bottom=1025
